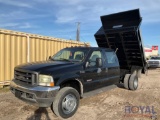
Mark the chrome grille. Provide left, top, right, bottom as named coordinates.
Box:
left=14, top=69, right=37, bottom=85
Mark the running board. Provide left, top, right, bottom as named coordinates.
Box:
left=82, top=85, right=117, bottom=98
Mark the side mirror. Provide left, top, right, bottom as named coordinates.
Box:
left=96, top=58, right=102, bottom=67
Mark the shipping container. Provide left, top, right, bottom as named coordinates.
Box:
left=0, top=29, right=90, bottom=86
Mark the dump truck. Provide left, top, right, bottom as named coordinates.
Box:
left=10, top=9, right=147, bottom=119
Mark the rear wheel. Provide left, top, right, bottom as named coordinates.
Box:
left=52, top=87, right=80, bottom=119
left=124, top=74, right=131, bottom=89
left=137, top=69, right=142, bottom=78
left=129, top=74, right=138, bottom=90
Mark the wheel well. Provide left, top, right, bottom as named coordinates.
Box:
left=60, top=80, right=81, bottom=96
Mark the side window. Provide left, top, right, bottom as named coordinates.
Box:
left=105, top=51, right=117, bottom=64
left=89, top=51, right=102, bottom=67
left=74, top=51, right=84, bottom=61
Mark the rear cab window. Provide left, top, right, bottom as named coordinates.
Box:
left=105, top=51, right=119, bottom=67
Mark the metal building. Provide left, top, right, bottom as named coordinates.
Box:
left=0, top=29, right=90, bottom=86
left=151, top=46, right=159, bottom=56
left=144, top=47, right=152, bottom=58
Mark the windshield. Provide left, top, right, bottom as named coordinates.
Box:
left=150, top=57, right=160, bottom=60
left=51, top=48, right=89, bottom=62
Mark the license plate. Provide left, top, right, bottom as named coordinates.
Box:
left=15, top=90, right=22, bottom=98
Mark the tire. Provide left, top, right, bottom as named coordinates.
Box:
left=137, top=69, right=142, bottom=78
left=129, top=74, right=138, bottom=90
left=131, top=70, right=137, bottom=76
left=142, top=63, right=148, bottom=74
left=124, top=74, right=131, bottom=89
left=52, top=87, right=80, bottom=119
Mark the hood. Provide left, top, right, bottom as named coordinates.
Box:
left=15, top=60, right=82, bottom=74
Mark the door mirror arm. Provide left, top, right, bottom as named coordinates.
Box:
left=85, top=61, right=89, bottom=68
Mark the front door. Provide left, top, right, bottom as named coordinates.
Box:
left=82, top=50, right=105, bottom=92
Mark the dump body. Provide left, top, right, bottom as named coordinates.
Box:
left=95, top=9, right=146, bottom=71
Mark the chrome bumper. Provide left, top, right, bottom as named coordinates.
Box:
left=10, top=80, right=60, bottom=107
left=148, top=64, right=160, bottom=68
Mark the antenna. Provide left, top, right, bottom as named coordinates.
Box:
left=76, top=22, right=80, bottom=41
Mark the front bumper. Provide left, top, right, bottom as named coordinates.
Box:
left=148, top=64, right=160, bottom=68
left=10, top=80, right=60, bottom=107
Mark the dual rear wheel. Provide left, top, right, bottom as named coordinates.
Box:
left=124, top=73, right=138, bottom=90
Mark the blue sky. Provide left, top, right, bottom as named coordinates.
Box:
left=0, top=0, right=160, bottom=52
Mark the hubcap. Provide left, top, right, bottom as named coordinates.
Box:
left=62, top=94, right=77, bottom=114
left=134, top=78, right=138, bottom=89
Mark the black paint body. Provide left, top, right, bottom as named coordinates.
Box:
left=15, top=47, right=120, bottom=93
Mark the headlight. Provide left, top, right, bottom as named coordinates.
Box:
left=38, top=75, right=54, bottom=87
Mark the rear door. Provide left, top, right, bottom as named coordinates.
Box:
left=104, top=51, right=120, bottom=85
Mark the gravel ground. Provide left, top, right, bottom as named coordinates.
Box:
left=0, top=69, right=160, bottom=120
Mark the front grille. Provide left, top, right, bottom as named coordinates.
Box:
left=14, top=69, right=37, bottom=85
left=148, top=61, right=159, bottom=64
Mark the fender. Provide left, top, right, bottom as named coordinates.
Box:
left=56, top=73, right=84, bottom=96
left=75, top=78, right=84, bottom=97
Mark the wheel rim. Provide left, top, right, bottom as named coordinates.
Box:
left=62, top=94, right=77, bottom=114
left=134, top=78, right=138, bottom=89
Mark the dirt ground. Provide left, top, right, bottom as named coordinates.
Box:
left=0, top=69, right=160, bottom=120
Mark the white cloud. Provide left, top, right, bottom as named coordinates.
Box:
left=18, top=23, right=36, bottom=29
left=0, top=23, right=19, bottom=27
left=2, top=0, right=160, bottom=25
left=55, top=15, right=77, bottom=23
left=52, top=0, right=160, bottom=24
left=0, top=0, right=160, bottom=47
left=0, top=11, right=49, bottom=20
left=0, top=22, right=36, bottom=29
left=0, top=0, right=32, bottom=8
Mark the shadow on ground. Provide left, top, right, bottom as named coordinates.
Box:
left=116, top=83, right=125, bottom=89
left=27, top=108, right=51, bottom=120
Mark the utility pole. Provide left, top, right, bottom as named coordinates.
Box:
left=76, top=22, right=80, bottom=41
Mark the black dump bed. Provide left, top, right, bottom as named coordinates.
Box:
left=95, top=9, right=146, bottom=70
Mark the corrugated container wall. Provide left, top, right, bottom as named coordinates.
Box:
left=0, top=29, right=90, bottom=86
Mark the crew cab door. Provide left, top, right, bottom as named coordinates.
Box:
left=104, top=51, right=120, bottom=85
left=82, top=50, right=107, bottom=92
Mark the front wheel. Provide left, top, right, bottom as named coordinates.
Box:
left=52, top=87, right=80, bottom=119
